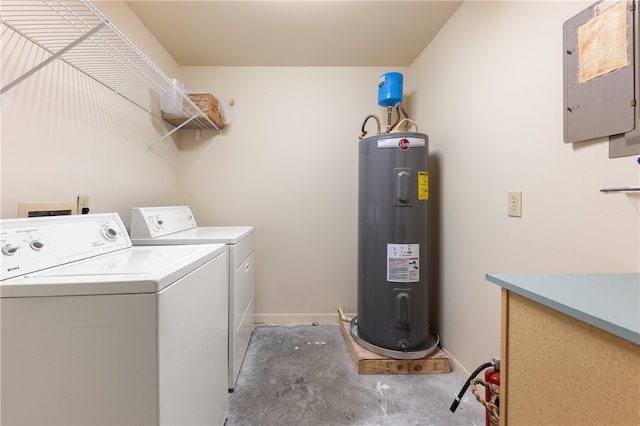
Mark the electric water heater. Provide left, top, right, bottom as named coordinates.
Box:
left=350, top=131, right=438, bottom=359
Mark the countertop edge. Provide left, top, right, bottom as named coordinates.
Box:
left=486, top=273, right=640, bottom=346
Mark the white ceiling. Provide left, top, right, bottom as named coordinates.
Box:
left=124, top=1, right=462, bottom=66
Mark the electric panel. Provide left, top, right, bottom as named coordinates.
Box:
left=563, top=0, right=639, bottom=158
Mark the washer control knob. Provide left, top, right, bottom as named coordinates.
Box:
left=101, top=226, right=118, bottom=241
left=2, top=243, right=21, bottom=256
left=29, top=240, right=44, bottom=251
left=154, top=217, right=164, bottom=227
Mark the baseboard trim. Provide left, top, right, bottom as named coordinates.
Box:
left=254, top=312, right=354, bottom=325
left=439, top=346, right=471, bottom=380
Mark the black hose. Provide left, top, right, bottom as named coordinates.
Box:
left=449, top=361, right=493, bottom=413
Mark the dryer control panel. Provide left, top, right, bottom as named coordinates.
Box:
left=130, top=206, right=198, bottom=239
left=0, top=213, right=131, bottom=280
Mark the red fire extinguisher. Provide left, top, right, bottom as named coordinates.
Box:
left=450, top=358, right=500, bottom=426
left=482, top=362, right=500, bottom=426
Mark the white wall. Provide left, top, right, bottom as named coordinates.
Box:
left=0, top=2, right=183, bottom=220
left=176, top=66, right=407, bottom=324
left=407, top=0, right=640, bottom=373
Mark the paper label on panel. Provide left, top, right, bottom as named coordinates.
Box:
left=578, top=1, right=629, bottom=83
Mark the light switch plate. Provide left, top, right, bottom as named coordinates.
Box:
left=508, top=191, right=522, bottom=218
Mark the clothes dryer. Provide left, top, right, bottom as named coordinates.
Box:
left=130, top=206, right=254, bottom=390
left=1, top=213, right=229, bottom=425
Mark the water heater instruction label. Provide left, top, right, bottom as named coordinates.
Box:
left=418, top=171, right=429, bottom=200
left=387, top=244, right=419, bottom=283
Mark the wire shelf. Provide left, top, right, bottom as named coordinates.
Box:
left=0, top=0, right=219, bottom=139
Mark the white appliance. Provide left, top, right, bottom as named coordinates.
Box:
left=0, top=213, right=229, bottom=426
left=130, top=206, right=254, bottom=390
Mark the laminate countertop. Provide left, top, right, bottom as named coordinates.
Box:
left=486, top=273, right=640, bottom=345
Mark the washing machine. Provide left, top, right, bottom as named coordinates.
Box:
left=0, top=213, right=229, bottom=426
left=129, top=206, right=254, bottom=390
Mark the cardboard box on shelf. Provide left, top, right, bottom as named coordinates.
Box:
left=162, top=93, right=225, bottom=129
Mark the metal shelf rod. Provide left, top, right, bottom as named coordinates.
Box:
left=0, top=20, right=105, bottom=95
left=600, top=187, right=640, bottom=193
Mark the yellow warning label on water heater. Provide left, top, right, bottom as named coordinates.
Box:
left=418, top=171, right=429, bottom=200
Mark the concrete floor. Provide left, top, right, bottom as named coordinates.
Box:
left=227, top=324, right=485, bottom=426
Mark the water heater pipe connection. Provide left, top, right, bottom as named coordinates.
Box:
left=337, top=306, right=352, bottom=322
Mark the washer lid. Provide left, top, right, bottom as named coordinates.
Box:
left=0, top=244, right=227, bottom=298
left=131, top=226, right=254, bottom=245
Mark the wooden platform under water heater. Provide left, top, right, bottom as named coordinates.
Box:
left=339, top=317, right=450, bottom=375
